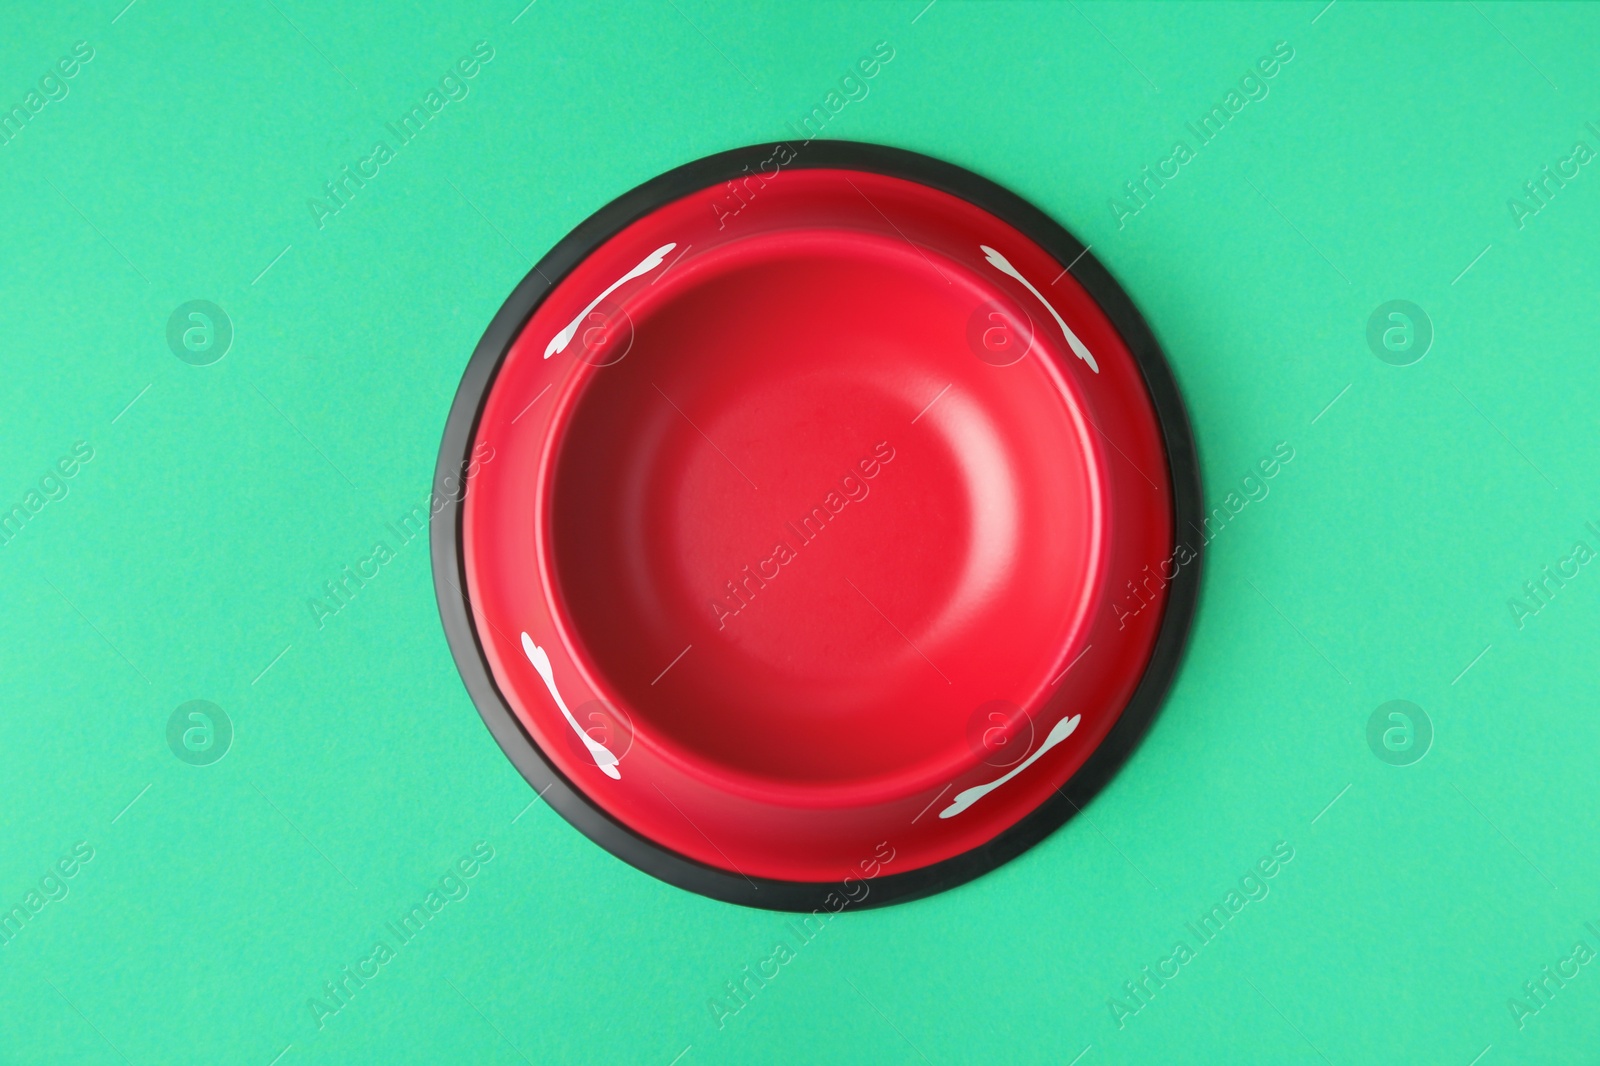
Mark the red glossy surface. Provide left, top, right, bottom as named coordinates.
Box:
left=464, top=167, right=1172, bottom=882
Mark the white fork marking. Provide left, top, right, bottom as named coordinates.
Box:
left=521, top=632, right=621, bottom=778
left=544, top=243, right=676, bottom=358
left=981, top=245, right=1099, bottom=373
left=940, top=714, right=1081, bottom=818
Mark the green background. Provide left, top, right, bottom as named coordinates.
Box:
left=3, top=1, right=1598, bottom=1062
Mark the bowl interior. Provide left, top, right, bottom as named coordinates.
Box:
left=546, top=227, right=1102, bottom=793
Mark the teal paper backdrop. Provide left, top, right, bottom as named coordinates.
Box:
left=2, top=2, right=1599, bottom=1063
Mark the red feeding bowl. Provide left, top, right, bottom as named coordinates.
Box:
left=433, top=143, right=1200, bottom=909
